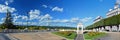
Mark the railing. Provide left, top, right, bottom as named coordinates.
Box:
left=0, top=29, right=58, bottom=33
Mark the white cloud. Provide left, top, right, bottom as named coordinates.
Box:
left=43, top=14, right=52, bottom=19
left=52, top=19, right=60, bottom=22
left=13, top=15, right=20, bottom=22
left=5, top=1, right=8, bottom=5
left=52, top=18, right=78, bottom=23
left=52, top=6, right=63, bottom=12
left=117, top=0, right=120, bottom=4
left=40, top=14, right=52, bottom=21
left=61, top=19, right=69, bottom=23
left=11, top=13, right=92, bottom=26
left=21, top=16, right=28, bottom=20
left=42, top=5, right=63, bottom=12
left=4, top=0, right=14, bottom=5
left=1, top=18, right=5, bottom=21
left=0, top=4, right=16, bottom=13
left=52, top=19, right=69, bottom=23
left=42, top=5, right=48, bottom=8
left=12, top=10, right=53, bottom=25
left=51, top=17, right=92, bottom=23
left=29, top=9, right=40, bottom=20
left=71, top=18, right=79, bottom=23
left=80, top=17, right=92, bottom=23
left=14, top=22, right=24, bottom=25
left=12, top=14, right=28, bottom=22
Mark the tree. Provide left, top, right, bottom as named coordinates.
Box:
left=1, top=10, right=15, bottom=29
left=116, top=14, right=120, bottom=24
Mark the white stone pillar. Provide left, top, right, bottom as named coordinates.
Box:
left=98, top=27, right=101, bottom=32
left=95, top=28, right=97, bottom=32
left=111, top=26, right=117, bottom=32
left=119, top=24, right=120, bottom=31
left=105, top=26, right=111, bottom=32
left=96, top=28, right=99, bottom=31
left=92, top=29, right=95, bottom=31
left=105, top=26, right=109, bottom=30
left=115, top=26, right=117, bottom=31
left=77, top=25, right=79, bottom=34
left=101, top=27, right=104, bottom=31
left=105, top=26, right=107, bottom=30
left=109, top=26, right=112, bottom=32
left=93, top=28, right=96, bottom=32
left=77, top=23, right=83, bottom=34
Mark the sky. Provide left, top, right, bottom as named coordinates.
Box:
left=0, top=0, right=118, bottom=27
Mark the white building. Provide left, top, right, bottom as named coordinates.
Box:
left=106, top=0, right=120, bottom=18
left=93, top=16, right=103, bottom=23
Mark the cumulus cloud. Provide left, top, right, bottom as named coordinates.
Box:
left=80, top=17, right=92, bottom=23
left=4, top=0, right=14, bottom=5
left=29, top=9, right=40, bottom=20
left=12, top=14, right=19, bottom=22
left=42, top=5, right=63, bottom=12
left=5, top=1, right=8, bottom=5
left=117, top=0, right=120, bottom=4
left=40, top=14, right=52, bottom=21
left=21, top=16, right=28, bottom=20
left=52, top=19, right=69, bottom=23
left=42, top=5, right=48, bottom=8
left=70, top=18, right=79, bottom=23
left=60, top=19, right=69, bottom=23
left=12, top=13, right=28, bottom=22
left=12, top=9, right=52, bottom=24
left=0, top=4, right=16, bottom=13
left=12, top=9, right=41, bottom=22
left=52, top=6, right=63, bottom=12
left=51, top=17, right=92, bottom=23
left=52, top=18, right=79, bottom=23
left=1, top=18, right=5, bottom=21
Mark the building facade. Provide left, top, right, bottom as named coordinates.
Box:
left=106, top=1, right=120, bottom=18
left=93, top=16, right=102, bottom=23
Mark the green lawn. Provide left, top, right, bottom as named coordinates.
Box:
left=52, top=31, right=106, bottom=40
left=52, top=31, right=77, bottom=40
left=84, top=32, right=106, bottom=40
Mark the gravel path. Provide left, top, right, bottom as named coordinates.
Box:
left=75, top=34, right=84, bottom=40
left=95, top=32, right=120, bottom=40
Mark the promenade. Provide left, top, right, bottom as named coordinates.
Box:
left=95, top=32, right=120, bottom=40
left=8, top=32, right=66, bottom=40
left=0, top=33, right=10, bottom=40
left=75, top=34, right=84, bottom=40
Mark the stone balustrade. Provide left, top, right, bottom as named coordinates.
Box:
left=92, top=25, right=120, bottom=32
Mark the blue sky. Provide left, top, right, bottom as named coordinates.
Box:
left=0, top=0, right=118, bottom=27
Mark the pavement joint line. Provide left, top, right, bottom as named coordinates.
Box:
left=50, top=32, right=68, bottom=40
left=5, top=34, right=19, bottom=40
